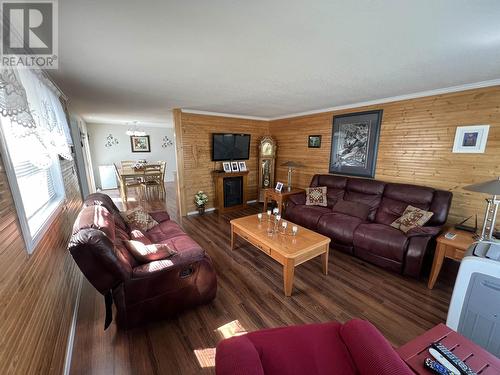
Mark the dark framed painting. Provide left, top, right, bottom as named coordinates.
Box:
left=130, top=135, right=151, bottom=152
left=329, top=110, right=383, bottom=178
left=308, top=135, right=322, bottom=148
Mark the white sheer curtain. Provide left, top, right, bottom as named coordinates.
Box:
left=0, top=68, right=72, bottom=168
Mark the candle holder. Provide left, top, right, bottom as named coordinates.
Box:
left=291, top=225, right=298, bottom=236
left=257, top=213, right=262, bottom=223
left=274, top=214, right=281, bottom=234
left=266, top=210, right=272, bottom=222
left=280, top=220, right=288, bottom=234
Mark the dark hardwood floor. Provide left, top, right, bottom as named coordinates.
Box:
left=70, top=189, right=459, bottom=374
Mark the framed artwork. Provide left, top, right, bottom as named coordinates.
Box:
left=308, top=135, right=322, bottom=148
left=329, top=110, right=383, bottom=178
left=231, top=161, right=239, bottom=172
left=452, top=125, right=490, bottom=153
left=222, top=162, right=231, bottom=173
left=130, top=135, right=150, bottom=152
left=275, top=181, right=284, bottom=192
left=238, top=161, right=247, bottom=171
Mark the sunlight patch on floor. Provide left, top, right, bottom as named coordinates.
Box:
left=216, top=319, right=248, bottom=340
left=194, top=348, right=216, bottom=368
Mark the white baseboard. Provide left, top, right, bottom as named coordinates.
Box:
left=187, top=207, right=216, bottom=216
left=187, top=200, right=257, bottom=216
left=63, top=276, right=83, bottom=375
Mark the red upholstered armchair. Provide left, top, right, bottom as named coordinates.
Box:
left=215, top=319, right=413, bottom=375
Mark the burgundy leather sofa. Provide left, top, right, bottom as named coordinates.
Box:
left=68, top=193, right=217, bottom=329
left=215, top=319, right=413, bottom=375
left=285, top=175, right=452, bottom=277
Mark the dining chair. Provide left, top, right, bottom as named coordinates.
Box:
left=114, top=163, right=143, bottom=203
left=141, top=162, right=165, bottom=201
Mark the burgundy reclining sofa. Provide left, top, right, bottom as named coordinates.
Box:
left=68, top=193, right=217, bottom=328
left=285, top=174, right=452, bottom=277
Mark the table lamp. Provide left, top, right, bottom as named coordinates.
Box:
left=280, top=161, right=304, bottom=192
left=463, top=177, right=500, bottom=241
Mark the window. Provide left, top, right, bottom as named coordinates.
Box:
left=0, top=116, right=65, bottom=253
left=0, top=68, right=71, bottom=253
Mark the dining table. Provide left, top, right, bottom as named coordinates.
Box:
left=118, top=164, right=162, bottom=202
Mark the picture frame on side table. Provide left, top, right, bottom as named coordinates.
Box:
left=275, top=182, right=284, bottom=192
left=238, top=161, right=247, bottom=171
left=452, top=125, right=490, bottom=153
left=222, top=162, right=231, bottom=173
left=231, top=161, right=239, bottom=172
left=130, top=135, right=151, bottom=152
left=329, top=110, right=383, bottom=178
left=308, top=135, right=322, bottom=148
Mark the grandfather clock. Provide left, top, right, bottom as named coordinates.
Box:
left=258, top=136, right=277, bottom=202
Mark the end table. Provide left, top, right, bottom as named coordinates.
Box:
left=397, top=323, right=500, bottom=374
left=263, top=188, right=304, bottom=214
left=427, top=228, right=475, bottom=289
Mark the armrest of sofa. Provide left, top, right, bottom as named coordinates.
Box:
left=340, top=319, right=413, bottom=375
left=288, top=192, right=306, bottom=206
left=402, top=226, right=442, bottom=277
left=216, top=335, right=265, bottom=375
left=149, top=210, right=170, bottom=223
left=406, top=225, right=441, bottom=238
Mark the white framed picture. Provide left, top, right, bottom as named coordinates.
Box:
left=231, top=161, right=239, bottom=172
left=452, top=125, right=490, bottom=153
left=275, top=181, right=284, bottom=192
left=222, top=162, right=231, bottom=173
left=238, top=161, right=247, bottom=172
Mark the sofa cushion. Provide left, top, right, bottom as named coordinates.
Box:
left=353, top=223, right=408, bottom=262
left=317, top=213, right=365, bottom=245
left=146, top=220, right=187, bottom=243
left=344, top=178, right=385, bottom=221
left=130, top=229, right=152, bottom=245
left=310, top=174, right=346, bottom=207
left=305, top=186, right=328, bottom=206
left=375, top=183, right=434, bottom=225
left=124, top=240, right=177, bottom=263
left=245, top=322, right=357, bottom=375
left=285, top=205, right=331, bottom=229
left=332, top=199, right=370, bottom=221
left=390, top=205, right=433, bottom=233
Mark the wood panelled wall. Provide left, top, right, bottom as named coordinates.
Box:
left=176, top=112, right=269, bottom=214
left=269, top=86, right=500, bottom=227
left=0, top=156, right=82, bottom=374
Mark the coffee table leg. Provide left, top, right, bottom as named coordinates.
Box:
left=321, top=245, right=329, bottom=275
left=283, top=259, right=295, bottom=296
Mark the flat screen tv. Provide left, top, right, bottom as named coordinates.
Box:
left=212, top=133, right=251, bottom=161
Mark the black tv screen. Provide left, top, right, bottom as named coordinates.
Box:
left=212, top=133, right=251, bottom=161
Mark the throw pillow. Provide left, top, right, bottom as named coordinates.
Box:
left=121, top=206, right=158, bottom=231
left=332, top=200, right=370, bottom=221
left=390, top=205, right=433, bottom=233
left=124, top=240, right=177, bottom=263
left=305, top=186, right=328, bottom=206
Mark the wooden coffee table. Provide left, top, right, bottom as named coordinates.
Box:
left=230, top=214, right=331, bottom=296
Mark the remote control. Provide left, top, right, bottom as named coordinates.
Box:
left=429, top=348, right=460, bottom=375
left=424, top=358, right=456, bottom=375
left=431, top=342, right=477, bottom=375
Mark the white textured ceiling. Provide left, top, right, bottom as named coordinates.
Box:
left=52, top=0, right=500, bottom=125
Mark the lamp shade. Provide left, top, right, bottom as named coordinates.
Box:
left=463, top=177, right=500, bottom=195
left=280, top=161, right=304, bottom=168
